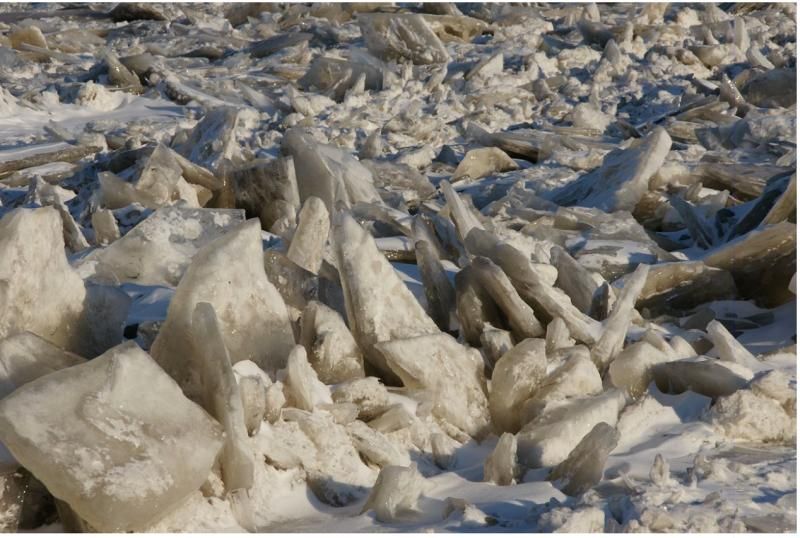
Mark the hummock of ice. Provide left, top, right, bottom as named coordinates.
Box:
left=0, top=342, right=223, bottom=532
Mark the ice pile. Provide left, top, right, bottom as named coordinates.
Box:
left=0, top=1, right=795, bottom=534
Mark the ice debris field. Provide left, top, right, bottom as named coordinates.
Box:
left=0, top=1, right=797, bottom=534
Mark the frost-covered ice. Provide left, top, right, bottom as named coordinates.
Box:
left=0, top=1, right=796, bottom=534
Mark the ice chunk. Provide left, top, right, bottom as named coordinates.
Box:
left=347, top=420, right=411, bottom=468
left=361, top=465, right=426, bottom=523
left=151, top=220, right=295, bottom=397
left=649, top=453, right=671, bottom=486
left=518, top=390, right=624, bottom=468
left=174, top=107, right=242, bottom=173
left=238, top=375, right=266, bottom=436
left=548, top=422, right=619, bottom=496
left=91, top=208, right=120, bottom=246
left=104, top=144, right=195, bottom=210
left=480, top=326, right=513, bottom=366
left=0, top=332, right=84, bottom=400
left=283, top=129, right=381, bottom=213
left=358, top=13, right=449, bottom=65
left=651, top=358, right=750, bottom=398
left=551, top=127, right=672, bottom=212
left=83, top=206, right=245, bottom=287
left=283, top=345, right=332, bottom=411
left=635, top=261, right=737, bottom=316
left=711, top=389, right=795, bottom=443
left=287, top=196, right=330, bottom=274
left=263, top=251, right=318, bottom=312
left=490, top=339, right=548, bottom=433
left=0, top=208, right=86, bottom=355
left=706, top=320, right=759, bottom=368
left=464, top=229, right=602, bottom=345
left=483, top=432, right=518, bottom=486
left=522, top=348, right=602, bottom=422
left=741, top=68, right=796, bottom=108
left=431, top=432, right=457, bottom=469
left=331, top=377, right=391, bottom=421
left=452, top=147, right=518, bottom=183
left=104, top=51, right=143, bottom=93
left=455, top=265, right=504, bottom=347
left=703, top=222, right=796, bottom=298
left=471, top=256, right=544, bottom=341
left=368, top=403, right=417, bottom=434
left=551, top=245, right=606, bottom=315
left=608, top=339, right=672, bottom=399
left=299, top=54, right=384, bottom=102
left=415, top=239, right=456, bottom=332
left=230, top=157, right=300, bottom=232
left=591, top=263, right=649, bottom=371
left=191, top=303, right=254, bottom=495
left=441, top=180, right=484, bottom=243
left=300, top=300, right=364, bottom=385
left=333, top=211, right=439, bottom=382
left=750, top=370, right=796, bottom=414
left=545, top=317, right=574, bottom=355
left=537, top=505, right=605, bottom=533
left=375, top=333, right=489, bottom=438
left=0, top=342, right=223, bottom=532
left=264, top=381, right=286, bottom=423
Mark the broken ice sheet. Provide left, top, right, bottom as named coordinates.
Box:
left=0, top=342, right=223, bottom=532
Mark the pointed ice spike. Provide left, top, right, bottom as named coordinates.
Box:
left=287, top=196, right=330, bottom=274
left=591, top=263, right=649, bottom=371
left=706, top=320, right=759, bottom=368
left=471, top=256, right=544, bottom=340
left=191, top=302, right=254, bottom=496
left=332, top=210, right=439, bottom=383
left=440, top=179, right=484, bottom=243
left=300, top=300, right=364, bottom=385
left=415, top=239, right=456, bottom=332
left=151, top=219, right=296, bottom=396
left=548, top=422, right=619, bottom=496
left=455, top=265, right=504, bottom=347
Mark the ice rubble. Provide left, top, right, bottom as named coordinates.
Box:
left=0, top=1, right=796, bottom=533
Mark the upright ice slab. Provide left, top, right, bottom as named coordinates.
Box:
left=151, top=219, right=295, bottom=397
left=332, top=211, right=439, bottom=382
